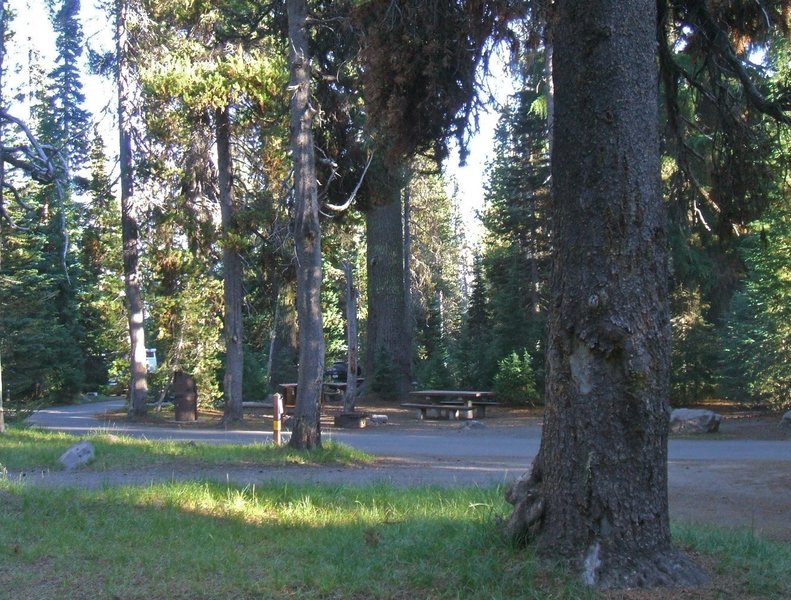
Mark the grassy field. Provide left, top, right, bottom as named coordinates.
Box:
left=1, top=427, right=789, bottom=599
left=0, top=426, right=372, bottom=472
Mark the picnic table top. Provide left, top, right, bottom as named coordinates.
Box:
left=279, top=380, right=361, bottom=390
left=409, top=389, right=494, bottom=399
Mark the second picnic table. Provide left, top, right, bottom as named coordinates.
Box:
left=402, top=390, right=500, bottom=420
left=278, top=380, right=362, bottom=407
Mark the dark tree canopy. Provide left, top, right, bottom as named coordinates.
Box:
left=659, top=0, right=791, bottom=236
left=353, top=0, right=520, bottom=164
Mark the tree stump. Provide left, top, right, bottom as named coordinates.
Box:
left=172, top=371, right=198, bottom=422
left=334, top=412, right=368, bottom=428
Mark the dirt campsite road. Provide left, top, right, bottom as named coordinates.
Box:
left=18, top=398, right=791, bottom=542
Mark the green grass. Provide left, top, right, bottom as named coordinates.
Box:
left=0, top=426, right=373, bottom=472
left=673, top=522, right=791, bottom=598
left=0, top=481, right=588, bottom=599
left=0, top=479, right=789, bottom=599
left=1, top=427, right=789, bottom=598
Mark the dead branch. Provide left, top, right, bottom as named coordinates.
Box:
left=322, top=151, right=374, bottom=212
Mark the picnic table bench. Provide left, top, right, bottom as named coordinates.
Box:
left=278, top=381, right=362, bottom=407
left=399, top=402, right=473, bottom=420
left=402, top=390, right=500, bottom=420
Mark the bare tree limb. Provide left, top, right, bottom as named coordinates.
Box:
left=0, top=109, right=71, bottom=283
left=322, top=150, right=374, bottom=212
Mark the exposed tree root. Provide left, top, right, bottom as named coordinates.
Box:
left=590, top=546, right=710, bottom=590
left=504, top=462, right=545, bottom=545
left=504, top=462, right=709, bottom=590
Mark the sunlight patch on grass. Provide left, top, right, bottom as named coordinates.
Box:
left=0, top=480, right=583, bottom=599
left=2, top=479, right=788, bottom=598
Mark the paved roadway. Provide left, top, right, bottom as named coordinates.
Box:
left=25, top=398, right=791, bottom=464
left=21, top=398, right=791, bottom=540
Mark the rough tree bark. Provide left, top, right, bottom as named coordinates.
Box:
left=342, top=259, right=359, bottom=413
left=267, top=280, right=299, bottom=388
left=117, top=0, right=148, bottom=416
left=287, top=0, right=324, bottom=449
left=216, top=106, right=244, bottom=424
left=364, top=163, right=412, bottom=399
left=402, top=178, right=414, bottom=369
left=505, top=0, right=708, bottom=589
left=0, top=0, right=5, bottom=434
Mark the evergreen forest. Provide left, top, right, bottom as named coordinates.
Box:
left=2, top=0, right=790, bottom=420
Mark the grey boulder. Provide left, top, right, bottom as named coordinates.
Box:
left=670, top=408, right=721, bottom=434
left=58, top=441, right=95, bottom=470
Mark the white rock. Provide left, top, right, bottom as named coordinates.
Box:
left=368, top=414, right=388, bottom=425
left=670, top=408, right=721, bottom=434
left=58, top=441, right=95, bottom=470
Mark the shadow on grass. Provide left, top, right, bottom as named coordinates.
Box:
left=0, top=481, right=575, bottom=599
left=2, top=479, right=790, bottom=599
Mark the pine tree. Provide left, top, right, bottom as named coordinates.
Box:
left=47, top=0, right=90, bottom=170
left=78, top=129, right=126, bottom=388
left=4, top=0, right=94, bottom=403
left=722, top=205, right=791, bottom=411
left=481, top=61, right=551, bottom=386
left=506, top=1, right=708, bottom=586
left=455, top=257, right=496, bottom=388
left=116, top=0, right=149, bottom=414
left=287, top=0, right=324, bottom=448
left=408, top=158, right=464, bottom=389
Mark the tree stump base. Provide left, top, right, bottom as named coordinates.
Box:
left=334, top=412, right=368, bottom=428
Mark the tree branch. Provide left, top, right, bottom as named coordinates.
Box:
left=322, top=151, right=374, bottom=212
left=692, top=0, right=791, bottom=124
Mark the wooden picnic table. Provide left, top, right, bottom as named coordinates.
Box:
left=403, top=390, right=500, bottom=420
left=278, top=383, right=299, bottom=407
left=278, top=381, right=362, bottom=407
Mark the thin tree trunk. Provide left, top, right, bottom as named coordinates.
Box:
left=268, top=279, right=299, bottom=387
left=342, top=259, right=358, bottom=413
left=117, top=0, right=147, bottom=416
left=216, top=106, right=244, bottom=423
left=0, top=355, right=4, bottom=433
left=402, top=175, right=413, bottom=376
left=0, top=0, right=6, bottom=434
left=266, top=281, right=281, bottom=389
left=505, top=0, right=707, bottom=589
left=287, top=0, right=324, bottom=450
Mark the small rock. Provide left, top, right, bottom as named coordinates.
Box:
left=58, top=441, right=95, bottom=470
left=670, top=408, right=721, bottom=434
left=780, top=410, right=791, bottom=429
left=459, top=420, right=486, bottom=430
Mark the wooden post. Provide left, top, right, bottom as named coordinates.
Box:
left=272, top=392, right=283, bottom=446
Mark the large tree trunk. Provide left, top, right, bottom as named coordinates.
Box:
left=505, top=0, right=707, bottom=589
left=216, top=106, right=244, bottom=424
left=364, top=166, right=412, bottom=399
left=117, top=0, right=148, bottom=416
left=287, top=0, right=324, bottom=450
